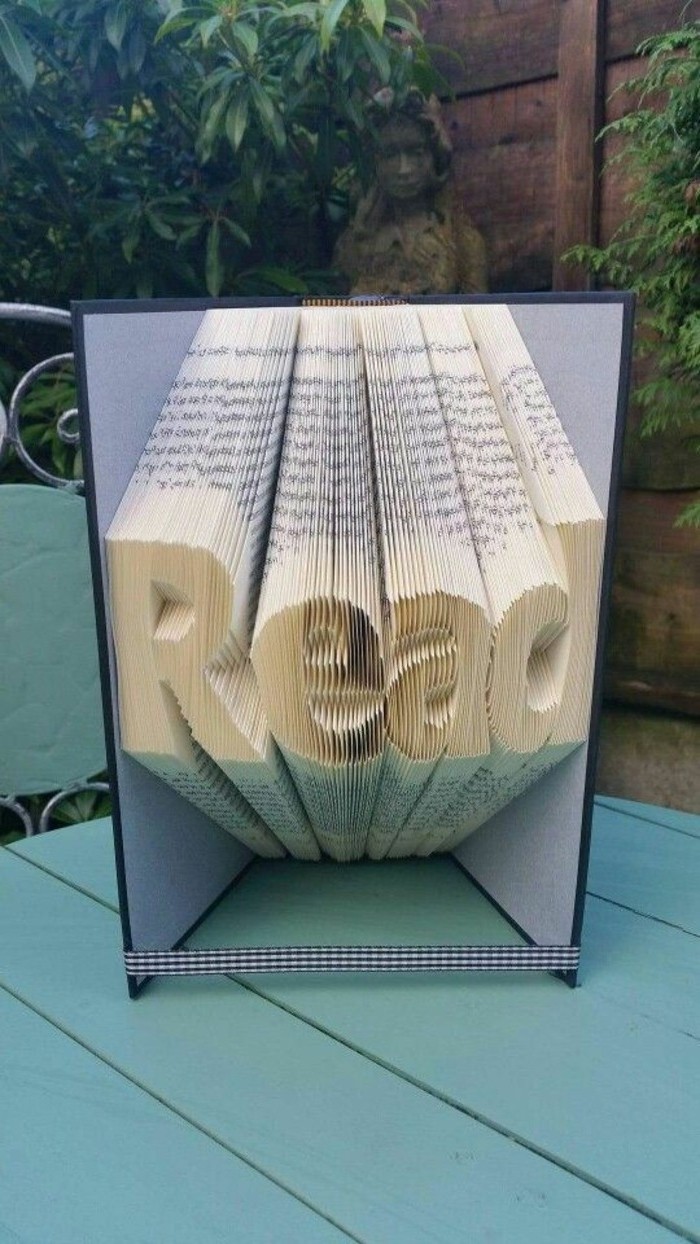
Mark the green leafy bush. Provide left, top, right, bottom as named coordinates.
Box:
left=0, top=0, right=442, bottom=304
left=1, top=0, right=444, bottom=487
left=567, top=22, right=700, bottom=525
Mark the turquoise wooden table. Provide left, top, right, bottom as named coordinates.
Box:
left=1, top=794, right=698, bottom=1243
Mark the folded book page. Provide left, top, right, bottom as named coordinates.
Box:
left=106, top=302, right=605, bottom=862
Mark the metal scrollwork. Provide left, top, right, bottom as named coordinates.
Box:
left=0, top=795, right=35, bottom=837
left=38, top=781, right=111, bottom=834
left=57, top=408, right=81, bottom=445
left=0, top=303, right=82, bottom=493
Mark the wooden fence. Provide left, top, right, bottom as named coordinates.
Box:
left=424, top=0, right=700, bottom=716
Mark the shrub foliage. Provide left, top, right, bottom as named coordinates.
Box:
left=567, top=22, right=700, bottom=524
left=0, top=0, right=441, bottom=302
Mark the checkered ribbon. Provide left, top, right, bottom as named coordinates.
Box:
left=125, top=944, right=580, bottom=976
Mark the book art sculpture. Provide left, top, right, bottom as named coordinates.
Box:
left=105, top=302, right=604, bottom=863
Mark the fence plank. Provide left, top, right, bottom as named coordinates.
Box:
left=424, top=0, right=560, bottom=96
left=444, top=78, right=557, bottom=291
left=606, top=0, right=699, bottom=62
left=552, top=0, right=605, bottom=288
left=605, top=490, right=700, bottom=715
left=423, top=0, right=692, bottom=98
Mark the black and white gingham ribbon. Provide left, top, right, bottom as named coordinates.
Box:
left=125, top=944, right=580, bottom=976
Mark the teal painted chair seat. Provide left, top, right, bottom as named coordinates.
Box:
left=0, top=484, right=106, bottom=815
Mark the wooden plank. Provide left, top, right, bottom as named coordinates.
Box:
left=599, top=58, right=646, bottom=247
left=606, top=0, right=700, bottom=63
left=444, top=79, right=557, bottom=291
left=582, top=894, right=700, bottom=1037
left=605, top=54, right=646, bottom=125
left=422, top=0, right=560, bottom=97
left=621, top=364, right=700, bottom=488
left=0, top=990, right=345, bottom=1244
left=10, top=812, right=700, bottom=1039
left=615, top=490, right=700, bottom=556
left=7, top=817, right=120, bottom=908
left=552, top=0, right=605, bottom=289
left=422, top=0, right=695, bottom=99
left=605, top=491, right=700, bottom=715
left=0, top=851, right=691, bottom=1244
left=10, top=812, right=700, bottom=1038
left=596, top=796, right=700, bottom=838
left=587, top=803, right=700, bottom=931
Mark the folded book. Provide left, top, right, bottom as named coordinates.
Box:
left=75, top=295, right=632, bottom=989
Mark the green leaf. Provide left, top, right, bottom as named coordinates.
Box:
left=335, top=28, right=354, bottom=83
left=251, top=164, right=265, bottom=202
left=104, top=1, right=128, bottom=51
left=198, top=13, right=222, bottom=46
left=225, top=93, right=249, bottom=151
left=145, top=208, right=177, bottom=240
left=320, top=0, right=350, bottom=54
left=52, top=789, right=100, bottom=824
left=272, top=4, right=320, bottom=22
left=362, top=0, right=386, bottom=37
left=205, top=219, right=223, bottom=295
left=88, top=31, right=100, bottom=73
left=175, top=221, right=203, bottom=248
left=121, top=229, right=141, bottom=262
left=675, top=499, right=700, bottom=528
left=315, top=110, right=334, bottom=184
left=359, top=29, right=390, bottom=84
left=199, top=90, right=229, bottom=161
left=221, top=216, right=251, bottom=247
left=232, top=22, right=258, bottom=60
left=292, top=34, right=316, bottom=84
left=250, top=79, right=274, bottom=126
left=268, top=108, right=286, bottom=151
left=348, top=99, right=365, bottom=131
left=0, top=12, right=36, bottom=91
left=252, top=266, right=308, bottom=293
left=200, top=64, right=236, bottom=93
left=128, top=24, right=146, bottom=74
left=250, top=80, right=285, bottom=150
left=154, top=8, right=199, bottom=43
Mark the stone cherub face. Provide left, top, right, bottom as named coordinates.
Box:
left=374, top=117, right=437, bottom=205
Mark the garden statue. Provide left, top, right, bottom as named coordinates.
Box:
left=333, top=88, right=488, bottom=296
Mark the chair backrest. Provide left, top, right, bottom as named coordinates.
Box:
left=0, top=304, right=107, bottom=833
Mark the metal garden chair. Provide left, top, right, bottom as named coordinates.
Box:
left=0, top=303, right=107, bottom=834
